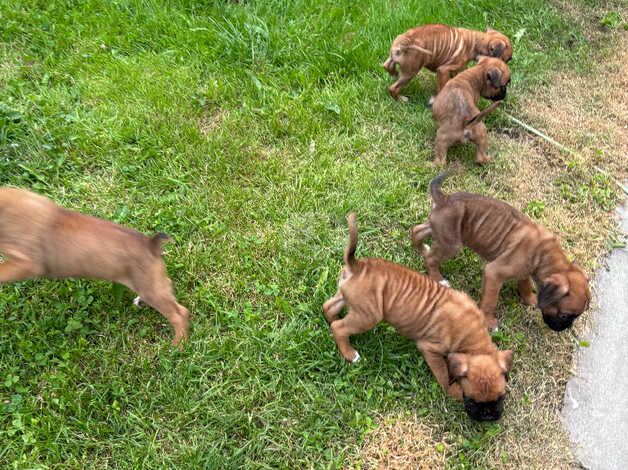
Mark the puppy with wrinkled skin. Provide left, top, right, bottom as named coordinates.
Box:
left=0, top=187, right=189, bottom=345
left=411, top=174, right=590, bottom=332
left=323, top=213, right=513, bottom=421
left=383, top=24, right=512, bottom=101
left=431, top=56, right=510, bottom=166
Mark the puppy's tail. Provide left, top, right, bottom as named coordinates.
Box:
left=430, top=173, right=449, bottom=207
left=150, top=232, right=172, bottom=256
left=344, top=212, right=359, bottom=269
left=464, top=101, right=502, bottom=128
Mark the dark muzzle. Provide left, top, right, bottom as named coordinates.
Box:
left=464, top=394, right=505, bottom=421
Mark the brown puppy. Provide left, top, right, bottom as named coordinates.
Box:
left=431, top=56, right=511, bottom=166
left=0, top=187, right=189, bottom=345
left=323, top=213, right=513, bottom=421
left=411, top=174, right=590, bottom=331
left=384, top=24, right=512, bottom=101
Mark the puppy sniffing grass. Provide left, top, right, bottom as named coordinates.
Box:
left=0, top=187, right=189, bottom=345
left=412, top=174, right=591, bottom=332
left=324, top=213, right=513, bottom=421
left=384, top=24, right=512, bottom=101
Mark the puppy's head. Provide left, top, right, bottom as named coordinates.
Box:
left=478, top=56, right=511, bottom=101
left=448, top=350, right=512, bottom=421
left=484, top=28, right=513, bottom=62
left=538, top=264, right=590, bottom=331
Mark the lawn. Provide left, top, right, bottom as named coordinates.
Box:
left=0, top=0, right=623, bottom=468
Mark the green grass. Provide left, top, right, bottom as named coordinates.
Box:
left=0, top=0, right=617, bottom=467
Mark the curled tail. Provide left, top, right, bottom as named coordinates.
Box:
left=150, top=232, right=172, bottom=256
left=464, top=101, right=502, bottom=128
left=344, top=212, right=358, bottom=268
left=429, top=173, right=448, bottom=207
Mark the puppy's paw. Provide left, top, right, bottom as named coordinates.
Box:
left=427, top=95, right=435, bottom=108
left=352, top=351, right=361, bottom=363
left=133, top=296, right=142, bottom=308
left=521, top=293, right=537, bottom=308
left=485, top=319, right=499, bottom=333
left=439, top=279, right=451, bottom=288
left=422, top=243, right=431, bottom=256
left=399, top=95, right=409, bottom=103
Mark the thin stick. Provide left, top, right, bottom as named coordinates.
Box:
left=504, top=112, right=628, bottom=195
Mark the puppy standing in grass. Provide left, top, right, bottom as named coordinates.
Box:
left=383, top=24, right=512, bottom=101
left=323, top=213, right=513, bottom=421
left=0, top=187, right=189, bottom=345
left=431, top=56, right=511, bottom=166
left=411, top=174, right=590, bottom=332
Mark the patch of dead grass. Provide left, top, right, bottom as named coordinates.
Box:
left=354, top=412, right=448, bottom=470
left=199, top=108, right=226, bottom=136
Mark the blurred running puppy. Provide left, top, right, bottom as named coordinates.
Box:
left=411, top=174, right=590, bottom=331
left=323, top=213, right=513, bottom=421
left=384, top=24, right=512, bottom=101
left=0, top=187, right=189, bottom=345
left=431, top=56, right=510, bottom=165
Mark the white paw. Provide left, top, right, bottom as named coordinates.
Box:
left=352, top=351, right=361, bottom=363
left=133, top=296, right=142, bottom=308
left=439, top=279, right=451, bottom=288
left=428, top=95, right=435, bottom=106
left=423, top=244, right=431, bottom=253
left=400, top=95, right=409, bottom=103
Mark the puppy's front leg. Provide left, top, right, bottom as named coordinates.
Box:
left=0, top=258, right=41, bottom=282
left=479, top=262, right=506, bottom=330
left=418, top=342, right=462, bottom=400
left=517, top=277, right=537, bottom=307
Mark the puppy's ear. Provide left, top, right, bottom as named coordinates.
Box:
left=497, top=350, right=513, bottom=373
left=486, top=68, right=503, bottom=88
left=150, top=232, right=172, bottom=256
left=448, top=353, right=469, bottom=379
left=572, top=262, right=590, bottom=281
left=489, top=40, right=506, bottom=58
left=538, top=273, right=569, bottom=309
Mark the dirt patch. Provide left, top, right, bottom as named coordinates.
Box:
left=200, top=108, right=226, bottom=136
left=354, top=412, right=448, bottom=470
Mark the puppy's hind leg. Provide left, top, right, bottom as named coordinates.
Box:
left=382, top=56, right=398, bottom=76
left=410, top=222, right=432, bottom=249
left=323, top=291, right=345, bottom=324
left=331, top=308, right=379, bottom=363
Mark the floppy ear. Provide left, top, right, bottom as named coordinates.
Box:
left=448, top=353, right=469, bottom=379
left=487, top=68, right=502, bottom=88
left=489, top=41, right=505, bottom=58
left=497, top=350, right=513, bottom=373
left=538, top=273, right=569, bottom=309
left=572, top=262, right=590, bottom=281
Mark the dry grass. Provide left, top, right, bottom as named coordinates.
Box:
left=355, top=412, right=448, bottom=470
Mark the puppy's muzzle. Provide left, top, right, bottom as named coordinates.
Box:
left=489, top=87, right=507, bottom=101
left=463, top=394, right=505, bottom=421
left=542, top=312, right=578, bottom=331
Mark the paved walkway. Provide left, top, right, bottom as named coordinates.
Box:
left=563, top=199, right=628, bottom=470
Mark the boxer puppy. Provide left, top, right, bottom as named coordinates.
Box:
left=323, top=213, right=513, bottom=421
left=411, top=174, right=590, bottom=331
left=431, top=56, right=510, bottom=165
left=384, top=24, right=512, bottom=101
left=0, top=187, right=189, bottom=345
